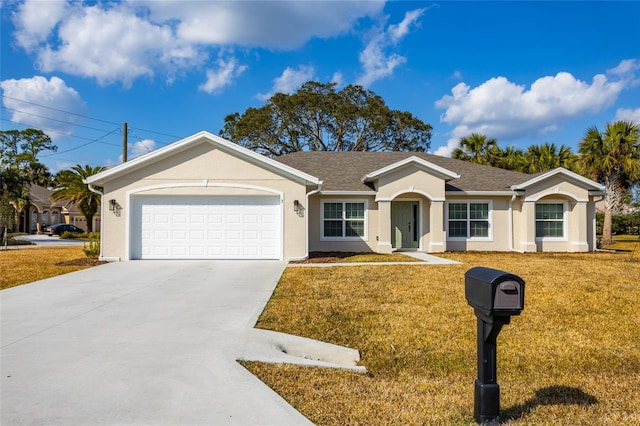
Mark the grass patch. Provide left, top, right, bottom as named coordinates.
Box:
left=0, top=246, right=105, bottom=290
left=246, top=251, right=640, bottom=425
left=601, top=234, right=640, bottom=254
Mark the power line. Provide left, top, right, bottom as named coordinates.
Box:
left=1, top=105, right=119, bottom=134
left=2, top=94, right=183, bottom=145
left=1, top=94, right=121, bottom=126
left=127, top=125, right=181, bottom=141
left=41, top=126, right=122, bottom=157
left=0, top=117, right=122, bottom=148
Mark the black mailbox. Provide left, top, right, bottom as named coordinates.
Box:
left=464, top=267, right=525, bottom=425
left=465, top=267, right=524, bottom=318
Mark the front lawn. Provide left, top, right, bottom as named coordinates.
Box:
left=0, top=246, right=103, bottom=290
left=247, top=249, right=640, bottom=424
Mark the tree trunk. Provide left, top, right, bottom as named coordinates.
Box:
left=601, top=172, right=622, bottom=246
left=602, top=207, right=614, bottom=246
left=85, top=214, right=93, bottom=233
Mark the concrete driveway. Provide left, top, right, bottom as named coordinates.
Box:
left=1, top=260, right=362, bottom=425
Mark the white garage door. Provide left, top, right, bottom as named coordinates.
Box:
left=131, top=195, right=281, bottom=260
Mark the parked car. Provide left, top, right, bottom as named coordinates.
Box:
left=46, top=223, right=84, bottom=236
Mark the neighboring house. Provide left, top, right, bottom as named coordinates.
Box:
left=85, top=131, right=605, bottom=261
left=17, top=184, right=100, bottom=234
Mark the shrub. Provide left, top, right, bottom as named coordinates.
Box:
left=82, top=233, right=100, bottom=258
left=60, top=231, right=87, bottom=239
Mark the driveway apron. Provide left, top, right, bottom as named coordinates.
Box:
left=1, top=260, right=314, bottom=425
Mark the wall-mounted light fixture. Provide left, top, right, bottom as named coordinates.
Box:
left=109, top=199, right=117, bottom=212
left=293, top=200, right=301, bottom=213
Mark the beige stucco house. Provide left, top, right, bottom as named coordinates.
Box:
left=85, top=131, right=605, bottom=261
left=18, top=184, right=100, bottom=234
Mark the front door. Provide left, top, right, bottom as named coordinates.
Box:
left=391, top=201, right=419, bottom=249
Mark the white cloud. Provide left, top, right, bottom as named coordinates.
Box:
left=387, top=8, right=424, bottom=43
left=126, top=139, right=157, bottom=161
left=199, top=55, right=248, bottom=94
left=616, top=107, right=640, bottom=123
left=433, top=59, right=637, bottom=156
left=33, top=4, right=201, bottom=88
left=257, top=65, right=315, bottom=101
left=136, top=0, right=384, bottom=49
left=607, top=58, right=640, bottom=76
left=331, top=72, right=345, bottom=88
left=10, top=0, right=384, bottom=88
left=12, top=0, right=69, bottom=51
left=357, top=8, right=425, bottom=87
left=0, top=75, right=87, bottom=137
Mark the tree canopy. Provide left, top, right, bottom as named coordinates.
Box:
left=51, top=164, right=107, bottom=233
left=0, top=129, right=56, bottom=231
left=450, top=134, right=578, bottom=174
left=577, top=120, right=640, bottom=245
left=220, top=81, right=432, bottom=156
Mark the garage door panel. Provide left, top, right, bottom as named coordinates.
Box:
left=133, top=195, right=281, bottom=260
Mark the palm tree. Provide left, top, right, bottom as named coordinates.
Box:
left=51, top=164, right=106, bottom=233
left=452, top=133, right=498, bottom=165
left=578, top=120, right=640, bottom=245
left=490, top=145, right=526, bottom=172
left=523, top=143, right=576, bottom=174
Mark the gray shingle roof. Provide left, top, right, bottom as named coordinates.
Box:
left=275, top=152, right=534, bottom=192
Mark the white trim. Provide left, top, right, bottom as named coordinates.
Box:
left=512, top=167, right=603, bottom=191
left=319, top=190, right=376, bottom=195
left=362, top=156, right=460, bottom=182
left=445, top=200, right=494, bottom=242
left=377, top=188, right=444, bottom=203
left=446, top=191, right=517, bottom=196
left=320, top=199, right=369, bottom=242
left=534, top=200, right=568, bottom=242
left=525, top=188, right=589, bottom=203
left=127, top=181, right=284, bottom=196
left=125, top=182, right=284, bottom=261
left=304, top=182, right=323, bottom=259
left=85, top=131, right=320, bottom=186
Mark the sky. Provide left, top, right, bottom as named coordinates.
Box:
left=1, top=0, right=639, bottom=174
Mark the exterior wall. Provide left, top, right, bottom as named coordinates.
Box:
left=444, top=195, right=512, bottom=252
left=375, top=166, right=447, bottom=253
left=307, top=194, right=378, bottom=253
left=375, top=167, right=446, bottom=201
left=516, top=176, right=594, bottom=252
left=99, top=141, right=308, bottom=261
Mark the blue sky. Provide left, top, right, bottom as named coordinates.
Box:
left=1, top=1, right=639, bottom=173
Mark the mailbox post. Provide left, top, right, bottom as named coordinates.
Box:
left=465, top=267, right=525, bottom=425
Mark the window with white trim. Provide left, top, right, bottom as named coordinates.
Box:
left=447, top=201, right=492, bottom=239
left=536, top=202, right=566, bottom=239
left=321, top=200, right=367, bottom=239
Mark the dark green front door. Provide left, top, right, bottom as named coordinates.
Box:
left=391, top=201, right=419, bottom=249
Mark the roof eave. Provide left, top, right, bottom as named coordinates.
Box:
left=361, top=156, right=460, bottom=183
left=84, top=131, right=321, bottom=186
left=511, top=167, right=603, bottom=192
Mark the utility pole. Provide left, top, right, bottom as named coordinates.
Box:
left=123, top=122, right=128, bottom=163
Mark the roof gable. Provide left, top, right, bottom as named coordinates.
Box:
left=362, top=156, right=460, bottom=183
left=85, top=131, right=320, bottom=185
left=511, top=168, right=604, bottom=192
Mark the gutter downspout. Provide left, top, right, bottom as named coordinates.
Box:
left=304, top=180, right=323, bottom=260
left=86, top=184, right=105, bottom=260
left=509, top=193, right=525, bottom=253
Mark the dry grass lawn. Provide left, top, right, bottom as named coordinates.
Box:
left=0, top=246, right=101, bottom=290
left=246, top=248, right=640, bottom=425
